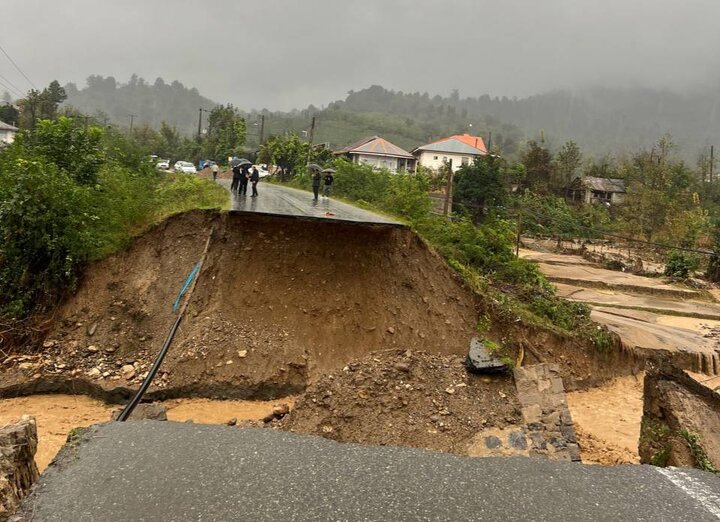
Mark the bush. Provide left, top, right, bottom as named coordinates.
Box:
left=0, top=118, right=228, bottom=318
left=664, top=250, right=699, bottom=278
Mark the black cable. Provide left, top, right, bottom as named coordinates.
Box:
left=0, top=43, right=36, bottom=89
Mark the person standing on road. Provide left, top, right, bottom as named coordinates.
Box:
left=311, top=170, right=321, bottom=201
left=250, top=166, right=260, bottom=197
left=212, top=162, right=219, bottom=182
left=322, top=169, right=335, bottom=198
left=239, top=164, right=250, bottom=196
left=231, top=164, right=241, bottom=192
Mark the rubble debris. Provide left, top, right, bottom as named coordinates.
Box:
left=0, top=415, right=39, bottom=520
left=639, top=360, right=720, bottom=472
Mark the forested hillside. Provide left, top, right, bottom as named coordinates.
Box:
left=59, top=77, right=720, bottom=160
left=63, top=75, right=216, bottom=135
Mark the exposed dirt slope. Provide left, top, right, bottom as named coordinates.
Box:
left=6, top=211, right=479, bottom=398
left=279, top=349, right=521, bottom=454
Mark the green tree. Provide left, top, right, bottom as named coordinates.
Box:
left=203, top=104, right=246, bottom=160
left=454, top=155, right=507, bottom=221
left=555, top=140, right=582, bottom=186
left=521, top=140, right=554, bottom=193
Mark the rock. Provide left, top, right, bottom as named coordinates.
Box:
left=262, top=413, right=276, bottom=423
left=0, top=416, right=39, bottom=516
left=226, top=418, right=238, bottom=426
left=465, top=338, right=508, bottom=375
left=86, top=367, right=101, bottom=378
left=111, top=403, right=168, bottom=421
left=42, top=340, right=55, bottom=349
left=120, top=364, right=136, bottom=380
left=87, top=322, right=98, bottom=336
left=444, top=387, right=455, bottom=395
left=86, top=345, right=99, bottom=354
left=273, top=404, right=290, bottom=417
left=485, top=435, right=502, bottom=449
left=237, top=350, right=248, bottom=358
left=393, top=362, right=410, bottom=373
left=18, top=362, right=36, bottom=370
left=386, top=326, right=395, bottom=335
left=508, top=431, right=528, bottom=450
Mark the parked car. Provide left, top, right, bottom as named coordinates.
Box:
left=252, top=165, right=271, bottom=178
left=156, top=159, right=170, bottom=170
left=173, top=161, right=197, bottom=174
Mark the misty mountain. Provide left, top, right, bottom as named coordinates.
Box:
left=331, top=85, right=720, bottom=160
left=62, top=76, right=720, bottom=161
left=63, top=75, right=217, bottom=135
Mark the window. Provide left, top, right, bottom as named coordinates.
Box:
left=461, top=157, right=469, bottom=166
left=433, top=155, right=438, bottom=160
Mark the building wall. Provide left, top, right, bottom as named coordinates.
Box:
left=416, top=151, right=478, bottom=172
left=351, top=153, right=411, bottom=173
left=0, top=129, right=16, bottom=144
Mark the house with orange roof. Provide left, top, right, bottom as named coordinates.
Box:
left=412, top=134, right=487, bottom=172
left=335, top=136, right=415, bottom=173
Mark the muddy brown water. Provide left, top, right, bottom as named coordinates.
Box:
left=0, top=395, right=291, bottom=472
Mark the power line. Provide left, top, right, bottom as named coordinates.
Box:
left=0, top=43, right=36, bottom=90
left=0, top=76, right=23, bottom=100
left=0, top=72, right=24, bottom=98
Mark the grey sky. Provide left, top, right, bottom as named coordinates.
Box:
left=4, top=0, right=720, bottom=110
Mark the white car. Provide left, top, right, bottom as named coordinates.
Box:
left=173, top=161, right=197, bottom=174
left=156, top=159, right=170, bottom=170
left=252, top=165, right=271, bottom=178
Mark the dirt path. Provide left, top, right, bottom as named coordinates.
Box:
left=0, top=395, right=285, bottom=471
left=566, top=375, right=643, bottom=465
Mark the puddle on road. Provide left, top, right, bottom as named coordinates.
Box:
left=0, top=394, right=290, bottom=472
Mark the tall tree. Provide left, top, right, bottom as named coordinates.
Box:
left=204, top=104, right=246, bottom=160
left=554, top=140, right=583, bottom=185
left=454, top=155, right=508, bottom=222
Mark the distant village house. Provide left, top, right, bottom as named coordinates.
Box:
left=412, top=134, right=487, bottom=172
left=335, top=136, right=415, bottom=173
left=566, top=176, right=626, bottom=205
left=0, top=120, right=18, bottom=145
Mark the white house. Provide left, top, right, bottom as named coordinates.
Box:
left=335, top=136, right=415, bottom=173
left=0, top=120, right=18, bottom=145
left=413, top=134, right=487, bottom=172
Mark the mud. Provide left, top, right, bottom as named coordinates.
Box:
left=0, top=395, right=287, bottom=472
left=567, top=375, right=643, bottom=465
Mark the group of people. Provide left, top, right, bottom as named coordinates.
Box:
left=231, top=163, right=261, bottom=197
left=311, top=168, right=334, bottom=201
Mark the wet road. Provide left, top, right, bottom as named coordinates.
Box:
left=23, top=422, right=720, bottom=521
left=219, top=179, right=402, bottom=227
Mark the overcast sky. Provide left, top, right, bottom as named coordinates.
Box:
left=3, top=0, right=720, bottom=110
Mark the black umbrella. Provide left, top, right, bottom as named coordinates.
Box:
left=307, top=163, right=323, bottom=172
left=321, top=168, right=336, bottom=174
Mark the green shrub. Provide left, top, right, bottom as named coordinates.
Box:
left=664, top=250, right=699, bottom=278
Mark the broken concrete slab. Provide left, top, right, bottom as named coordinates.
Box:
left=465, top=338, right=508, bottom=374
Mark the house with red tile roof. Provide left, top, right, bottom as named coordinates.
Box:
left=412, top=134, right=487, bottom=172
left=335, top=136, right=415, bottom=173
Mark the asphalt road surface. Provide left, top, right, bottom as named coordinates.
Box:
left=219, top=179, right=401, bottom=227
left=22, top=422, right=720, bottom=521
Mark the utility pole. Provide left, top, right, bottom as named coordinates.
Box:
left=259, top=114, right=265, bottom=145
left=711, top=145, right=715, bottom=185
left=442, top=160, right=454, bottom=216
left=306, top=116, right=316, bottom=166
left=129, top=114, right=136, bottom=134
left=198, top=107, right=203, bottom=138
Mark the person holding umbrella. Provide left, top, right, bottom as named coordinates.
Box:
left=308, top=163, right=322, bottom=201
left=322, top=168, right=336, bottom=199
left=239, top=163, right=251, bottom=196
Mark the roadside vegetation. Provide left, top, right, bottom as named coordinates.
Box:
left=0, top=116, right=227, bottom=320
